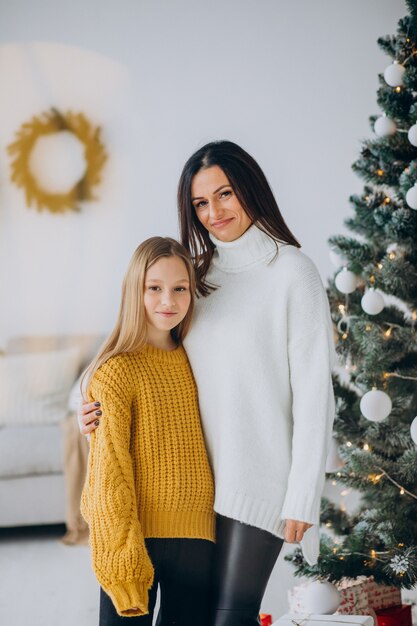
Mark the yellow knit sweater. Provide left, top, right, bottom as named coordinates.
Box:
left=80, top=344, right=215, bottom=618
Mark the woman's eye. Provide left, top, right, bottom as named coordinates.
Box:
left=194, top=200, right=207, bottom=210
left=220, top=190, right=231, bottom=198
left=148, top=286, right=160, bottom=291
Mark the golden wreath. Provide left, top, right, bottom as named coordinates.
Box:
left=7, top=108, right=107, bottom=213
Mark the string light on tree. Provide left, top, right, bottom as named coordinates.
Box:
left=384, top=60, right=405, bottom=87
left=360, top=387, right=392, bottom=422
left=374, top=114, right=397, bottom=137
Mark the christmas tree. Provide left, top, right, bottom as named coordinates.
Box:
left=285, top=5, right=417, bottom=590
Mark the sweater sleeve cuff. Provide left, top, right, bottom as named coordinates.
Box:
left=280, top=486, right=322, bottom=525
left=107, top=580, right=152, bottom=617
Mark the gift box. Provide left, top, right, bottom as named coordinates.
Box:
left=366, top=580, right=401, bottom=611
left=273, top=614, right=374, bottom=626
left=336, top=577, right=370, bottom=615
left=260, top=614, right=273, bottom=626
left=375, top=604, right=412, bottom=626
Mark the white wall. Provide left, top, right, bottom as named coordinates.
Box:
left=0, top=0, right=409, bottom=620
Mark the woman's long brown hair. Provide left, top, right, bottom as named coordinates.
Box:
left=177, top=140, right=301, bottom=296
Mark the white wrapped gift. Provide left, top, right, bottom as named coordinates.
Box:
left=273, top=614, right=374, bottom=626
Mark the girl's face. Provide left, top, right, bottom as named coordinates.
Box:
left=144, top=256, right=191, bottom=338
left=191, top=165, right=252, bottom=242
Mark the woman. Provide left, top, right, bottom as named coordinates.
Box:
left=79, top=141, right=336, bottom=626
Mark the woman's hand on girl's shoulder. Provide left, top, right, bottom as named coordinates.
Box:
left=77, top=401, right=101, bottom=437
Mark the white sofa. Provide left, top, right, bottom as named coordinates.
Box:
left=0, top=334, right=102, bottom=528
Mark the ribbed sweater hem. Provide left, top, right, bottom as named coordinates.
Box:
left=213, top=483, right=321, bottom=566
left=139, top=510, right=216, bottom=542
left=214, top=484, right=286, bottom=536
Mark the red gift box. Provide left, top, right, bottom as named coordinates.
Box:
left=375, top=604, right=412, bottom=626
left=260, top=614, right=273, bottom=626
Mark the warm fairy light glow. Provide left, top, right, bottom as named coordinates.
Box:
left=346, top=441, right=352, bottom=447
left=383, top=197, right=391, bottom=204
left=377, top=263, right=383, bottom=269
left=385, top=327, right=392, bottom=337
left=412, top=312, right=417, bottom=321
left=398, top=542, right=405, bottom=547
left=331, top=480, right=337, bottom=486
left=370, top=275, right=376, bottom=284
left=339, top=555, right=345, bottom=560
left=340, top=489, right=350, bottom=496
left=366, top=325, right=372, bottom=331
left=333, top=547, right=338, bottom=554
left=325, top=522, right=332, bottom=528
left=400, top=488, right=405, bottom=495
left=342, top=333, right=348, bottom=340
left=395, top=86, right=401, bottom=93
left=369, top=472, right=384, bottom=484
left=337, top=472, right=342, bottom=477
left=389, top=252, right=396, bottom=260
left=371, top=549, right=377, bottom=559
left=363, top=443, right=370, bottom=451
left=377, top=169, right=384, bottom=176
left=338, top=304, right=345, bottom=313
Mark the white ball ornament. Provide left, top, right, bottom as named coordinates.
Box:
left=384, top=61, right=405, bottom=87
left=406, top=183, right=417, bottom=210
left=407, top=123, right=417, bottom=147
left=361, top=289, right=385, bottom=315
left=335, top=268, right=357, bottom=294
left=360, top=388, right=392, bottom=422
left=374, top=115, right=396, bottom=137
left=410, top=416, right=417, bottom=446
left=304, top=581, right=341, bottom=614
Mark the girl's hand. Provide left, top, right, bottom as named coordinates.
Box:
left=284, top=519, right=312, bottom=543
left=77, top=401, right=101, bottom=436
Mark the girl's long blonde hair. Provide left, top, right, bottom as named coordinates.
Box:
left=81, top=236, right=196, bottom=397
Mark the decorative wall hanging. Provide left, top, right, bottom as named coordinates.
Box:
left=7, top=108, right=107, bottom=213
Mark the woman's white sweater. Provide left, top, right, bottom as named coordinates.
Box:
left=183, top=224, right=336, bottom=565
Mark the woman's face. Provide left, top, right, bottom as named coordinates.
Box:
left=191, top=166, right=252, bottom=242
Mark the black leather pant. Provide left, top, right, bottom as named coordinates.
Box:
left=210, top=515, right=284, bottom=626
left=99, top=537, right=214, bottom=626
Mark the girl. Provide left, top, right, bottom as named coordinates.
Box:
left=80, top=141, right=336, bottom=626
left=80, top=237, right=215, bottom=626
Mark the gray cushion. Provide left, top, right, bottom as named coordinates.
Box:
left=0, top=424, right=64, bottom=478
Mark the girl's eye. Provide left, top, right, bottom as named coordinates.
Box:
left=148, top=286, right=160, bottom=291
left=174, top=287, right=188, bottom=292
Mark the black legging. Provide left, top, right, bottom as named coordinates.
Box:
left=99, top=537, right=214, bottom=626
left=210, top=515, right=284, bottom=626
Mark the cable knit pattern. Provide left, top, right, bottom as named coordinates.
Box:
left=183, top=224, right=336, bottom=566
left=81, top=344, right=215, bottom=617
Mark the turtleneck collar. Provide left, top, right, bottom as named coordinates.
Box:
left=209, top=224, right=283, bottom=272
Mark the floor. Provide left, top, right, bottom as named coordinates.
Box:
left=0, top=524, right=293, bottom=625
left=1, top=525, right=415, bottom=626
left=0, top=525, right=99, bottom=626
